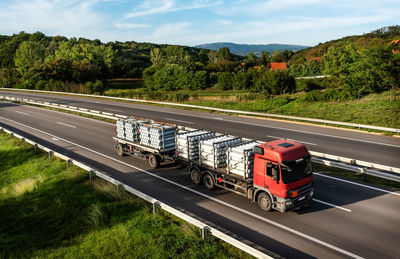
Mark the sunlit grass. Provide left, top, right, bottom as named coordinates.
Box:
left=0, top=133, right=250, bottom=258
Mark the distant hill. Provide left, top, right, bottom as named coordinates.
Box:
left=195, top=42, right=310, bottom=56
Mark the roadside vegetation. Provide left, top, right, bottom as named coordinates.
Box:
left=0, top=26, right=399, bottom=129
left=0, top=133, right=250, bottom=258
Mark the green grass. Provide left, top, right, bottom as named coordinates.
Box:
left=0, top=134, right=250, bottom=258
left=102, top=88, right=400, bottom=129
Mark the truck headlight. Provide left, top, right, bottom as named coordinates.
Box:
left=285, top=201, right=292, bottom=206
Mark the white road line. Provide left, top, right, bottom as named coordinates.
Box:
left=313, top=199, right=352, bottom=212
left=15, top=111, right=29, bottom=115
left=75, top=101, right=400, bottom=149
left=25, top=104, right=113, bottom=126
left=104, top=108, right=122, bottom=112
left=267, top=135, right=317, bottom=146
left=314, top=173, right=400, bottom=197
left=165, top=118, right=194, bottom=124
left=0, top=116, right=365, bottom=259
left=52, top=137, right=59, bottom=141
left=56, top=121, right=76, bottom=128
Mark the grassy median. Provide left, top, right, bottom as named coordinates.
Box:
left=0, top=133, right=250, bottom=258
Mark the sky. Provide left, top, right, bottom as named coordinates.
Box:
left=0, top=0, right=399, bottom=47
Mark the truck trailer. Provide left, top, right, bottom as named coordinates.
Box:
left=113, top=118, right=313, bottom=212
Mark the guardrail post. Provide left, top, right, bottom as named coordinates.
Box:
left=48, top=151, right=53, bottom=159
left=153, top=201, right=160, bottom=214
left=10, top=132, right=13, bottom=139
left=0, top=128, right=3, bottom=133
left=34, top=143, right=38, bottom=150
left=89, top=170, right=95, bottom=180
left=202, top=226, right=211, bottom=240
left=21, top=137, right=25, bottom=143
left=67, top=159, right=72, bottom=168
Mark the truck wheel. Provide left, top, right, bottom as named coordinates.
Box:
left=116, top=144, right=124, bottom=156
left=257, top=192, right=272, bottom=211
left=203, top=173, right=215, bottom=190
left=148, top=154, right=160, bottom=169
left=190, top=167, right=201, bottom=185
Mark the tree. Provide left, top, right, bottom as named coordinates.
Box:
left=260, top=51, right=271, bottom=66
left=218, top=47, right=231, bottom=61
left=14, top=41, right=45, bottom=74
left=217, top=72, right=233, bottom=90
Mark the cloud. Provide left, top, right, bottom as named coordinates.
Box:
left=217, top=20, right=233, bottom=25
left=149, top=22, right=190, bottom=43
left=0, top=0, right=104, bottom=38
left=114, top=23, right=151, bottom=29
left=125, top=0, right=222, bottom=19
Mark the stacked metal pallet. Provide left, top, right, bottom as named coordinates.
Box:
left=227, top=141, right=261, bottom=178
left=176, top=130, right=215, bottom=161
left=199, top=135, right=242, bottom=169
left=140, top=123, right=177, bottom=151
left=116, top=119, right=144, bottom=142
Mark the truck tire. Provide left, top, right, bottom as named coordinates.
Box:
left=116, top=143, right=124, bottom=156
left=257, top=192, right=272, bottom=211
left=148, top=154, right=160, bottom=169
left=203, top=173, right=215, bottom=190
left=190, top=167, right=201, bottom=185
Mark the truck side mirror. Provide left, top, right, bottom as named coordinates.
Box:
left=272, top=168, right=278, bottom=182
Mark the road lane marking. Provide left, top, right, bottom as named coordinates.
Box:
left=104, top=108, right=122, bottom=112
left=314, top=173, right=400, bottom=197
left=0, top=116, right=365, bottom=259
left=313, top=199, right=351, bottom=212
left=267, top=135, right=317, bottom=146
left=165, top=118, right=194, bottom=124
left=25, top=105, right=113, bottom=126
left=72, top=101, right=399, bottom=149
left=52, top=137, right=59, bottom=141
left=15, top=111, right=29, bottom=115
left=56, top=122, right=76, bottom=128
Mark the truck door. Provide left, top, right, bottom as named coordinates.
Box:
left=264, top=162, right=281, bottom=195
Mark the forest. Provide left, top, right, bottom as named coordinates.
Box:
left=0, top=26, right=399, bottom=102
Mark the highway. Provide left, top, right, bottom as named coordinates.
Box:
left=1, top=90, right=400, bottom=169
left=1, top=100, right=399, bottom=258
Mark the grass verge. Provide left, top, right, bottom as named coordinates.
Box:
left=0, top=133, right=251, bottom=258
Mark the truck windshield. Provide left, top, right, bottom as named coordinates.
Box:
left=281, top=153, right=312, bottom=184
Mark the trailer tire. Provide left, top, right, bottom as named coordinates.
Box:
left=116, top=144, right=124, bottom=156
left=148, top=154, right=160, bottom=169
left=190, top=167, right=201, bottom=185
left=257, top=192, right=272, bottom=211
left=203, top=173, right=215, bottom=190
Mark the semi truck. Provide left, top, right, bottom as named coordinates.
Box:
left=113, top=118, right=313, bottom=212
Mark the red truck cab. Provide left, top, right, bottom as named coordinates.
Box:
left=253, top=140, right=314, bottom=212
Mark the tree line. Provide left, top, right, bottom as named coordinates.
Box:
left=0, top=26, right=399, bottom=100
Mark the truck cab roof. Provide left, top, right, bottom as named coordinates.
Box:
left=260, top=139, right=309, bottom=163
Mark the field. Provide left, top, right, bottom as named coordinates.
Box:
left=0, top=134, right=249, bottom=258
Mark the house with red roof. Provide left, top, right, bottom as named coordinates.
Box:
left=270, top=62, right=287, bottom=70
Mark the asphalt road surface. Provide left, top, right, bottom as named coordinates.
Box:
left=1, top=90, right=399, bottom=169
left=1, top=101, right=399, bottom=258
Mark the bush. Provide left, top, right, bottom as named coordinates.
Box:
left=217, top=72, right=233, bottom=90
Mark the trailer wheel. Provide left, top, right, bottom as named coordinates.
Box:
left=148, top=154, right=160, bottom=169
left=190, top=167, right=201, bottom=185
left=257, top=192, right=272, bottom=211
left=116, top=144, right=124, bottom=156
left=203, top=173, right=215, bottom=190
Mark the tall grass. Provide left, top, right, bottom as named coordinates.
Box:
left=0, top=134, right=250, bottom=258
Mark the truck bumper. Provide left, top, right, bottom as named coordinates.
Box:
left=275, top=188, right=314, bottom=213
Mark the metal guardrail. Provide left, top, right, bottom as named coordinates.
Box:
left=0, top=126, right=272, bottom=259
left=1, top=88, right=399, bottom=134
left=1, top=94, right=399, bottom=182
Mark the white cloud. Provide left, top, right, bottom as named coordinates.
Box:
left=125, top=0, right=222, bottom=19
left=217, top=20, right=233, bottom=25
left=0, top=0, right=104, bottom=38
left=114, top=23, right=151, bottom=29
left=148, top=22, right=190, bottom=43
